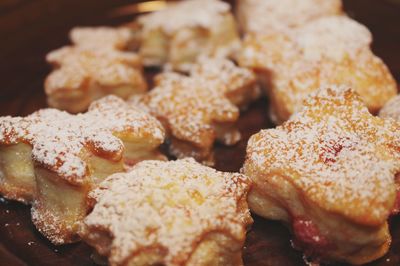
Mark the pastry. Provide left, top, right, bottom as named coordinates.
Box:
left=380, top=94, right=400, bottom=215
left=80, top=158, right=252, bottom=266
left=239, top=16, right=397, bottom=124
left=137, top=0, right=240, bottom=71
left=379, top=94, right=400, bottom=122
left=190, top=57, right=260, bottom=109
left=0, top=95, right=165, bottom=244
left=69, top=26, right=136, bottom=50
left=132, top=72, right=241, bottom=165
left=45, top=27, right=147, bottom=113
left=242, top=86, right=400, bottom=264
left=236, top=0, right=342, bottom=34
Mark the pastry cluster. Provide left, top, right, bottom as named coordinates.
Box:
left=0, top=96, right=165, bottom=244
left=243, top=86, right=400, bottom=264
left=80, top=158, right=252, bottom=266
left=132, top=58, right=259, bottom=165
left=239, top=15, right=396, bottom=124
left=2, top=0, right=399, bottom=265
left=45, top=27, right=147, bottom=113
left=137, top=0, right=240, bottom=71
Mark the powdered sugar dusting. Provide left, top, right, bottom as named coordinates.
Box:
left=295, top=16, right=372, bottom=61
left=45, top=46, right=145, bottom=94
left=81, top=158, right=252, bottom=266
left=244, top=86, right=400, bottom=224
left=0, top=96, right=165, bottom=184
left=132, top=73, right=239, bottom=147
left=138, top=0, right=230, bottom=34
left=70, top=27, right=133, bottom=50
left=190, top=57, right=259, bottom=106
left=237, top=0, right=342, bottom=33
left=379, top=95, right=400, bottom=122
left=239, top=15, right=397, bottom=122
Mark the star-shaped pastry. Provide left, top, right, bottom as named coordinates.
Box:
left=0, top=95, right=165, bottom=244
left=242, top=86, right=400, bottom=264
left=239, top=15, right=397, bottom=124
left=132, top=72, right=241, bottom=165
left=45, top=27, right=147, bottom=113
left=137, top=0, right=240, bottom=71
left=190, top=57, right=260, bottom=109
left=237, top=0, right=342, bottom=34
left=80, top=158, right=252, bottom=266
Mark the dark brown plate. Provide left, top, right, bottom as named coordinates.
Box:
left=0, top=0, right=399, bottom=265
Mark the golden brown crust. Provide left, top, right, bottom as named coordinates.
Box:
left=190, top=57, right=260, bottom=108
left=131, top=72, right=240, bottom=164
left=0, top=96, right=165, bottom=244
left=243, top=86, right=400, bottom=264
left=239, top=16, right=397, bottom=124
left=80, top=158, right=252, bottom=266
left=0, top=95, right=164, bottom=185
left=45, top=27, right=147, bottom=113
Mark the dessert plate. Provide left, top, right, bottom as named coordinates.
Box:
left=0, top=0, right=399, bottom=265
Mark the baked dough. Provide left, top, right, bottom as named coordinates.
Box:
left=190, top=57, right=260, bottom=109
left=0, top=95, right=165, bottom=244
left=130, top=58, right=260, bottom=164
left=236, top=0, right=342, bottom=34
left=379, top=94, right=400, bottom=122
left=69, top=26, right=136, bottom=50
left=131, top=72, right=241, bottom=165
left=239, top=16, right=397, bottom=124
left=45, top=27, right=147, bottom=113
left=242, top=86, right=400, bottom=264
left=137, top=0, right=240, bottom=71
left=80, top=158, right=252, bottom=266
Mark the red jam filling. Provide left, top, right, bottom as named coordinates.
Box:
left=319, top=136, right=353, bottom=164
left=292, top=218, right=332, bottom=256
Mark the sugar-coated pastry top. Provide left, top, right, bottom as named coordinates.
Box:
left=45, top=47, right=144, bottom=94
left=138, top=0, right=231, bottom=34
left=134, top=73, right=239, bottom=148
left=244, top=86, right=400, bottom=225
left=69, top=27, right=133, bottom=50
left=241, top=16, right=371, bottom=72
left=294, top=16, right=372, bottom=61
left=81, top=158, right=252, bottom=266
left=190, top=57, right=257, bottom=99
left=0, top=96, right=165, bottom=184
left=239, top=15, right=397, bottom=119
left=379, top=95, right=400, bottom=122
left=237, top=0, right=342, bottom=33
